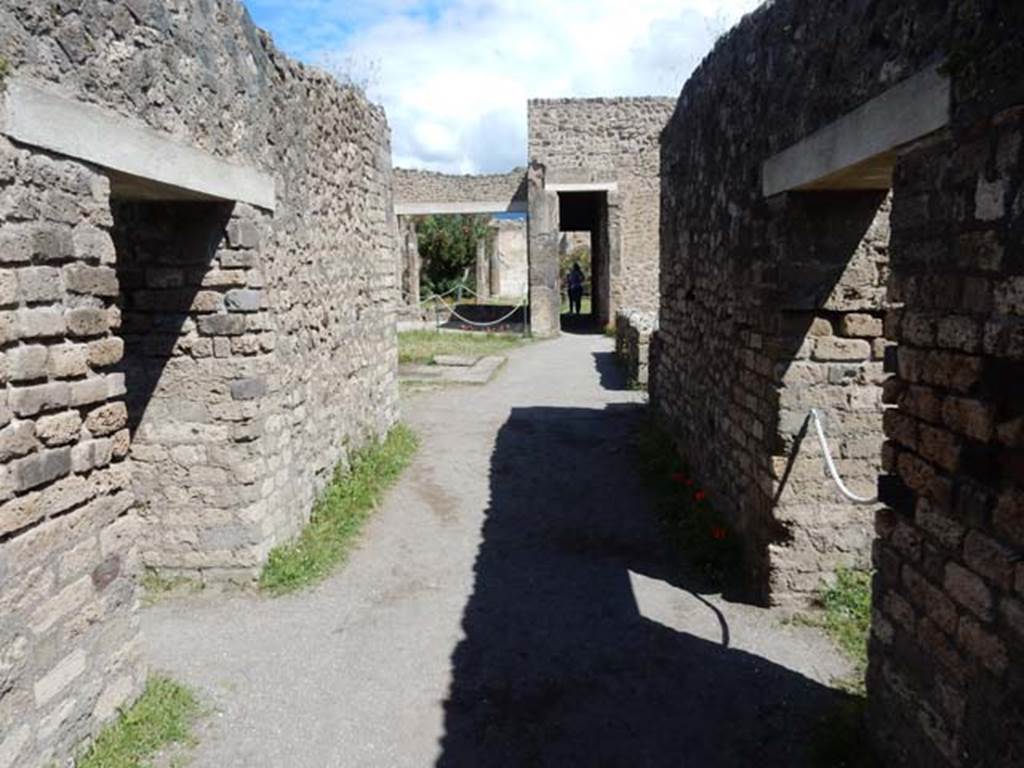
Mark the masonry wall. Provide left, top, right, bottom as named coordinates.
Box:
left=650, top=0, right=1023, bottom=763
left=0, top=1, right=398, bottom=764
left=527, top=98, right=675, bottom=317
left=393, top=168, right=526, bottom=208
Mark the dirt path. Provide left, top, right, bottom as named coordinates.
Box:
left=142, top=331, right=852, bottom=767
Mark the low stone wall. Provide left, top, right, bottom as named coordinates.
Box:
left=615, top=309, right=657, bottom=387
left=0, top=0, right=398, bottom=764
left=393, top=168, right=526, bottom=209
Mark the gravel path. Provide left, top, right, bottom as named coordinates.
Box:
left=142, top=331, right=853, bottom=767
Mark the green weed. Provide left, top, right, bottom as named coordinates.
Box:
left=259, top=425, right=418, bottom=595
left=77, top=676, right=200, bottom=768
left=398, top=330, right=528, bottom=365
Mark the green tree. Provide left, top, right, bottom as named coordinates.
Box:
left=416, top=214, right=490, bottom=296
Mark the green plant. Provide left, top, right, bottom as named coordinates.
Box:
left=77, top=676, right=200, bottom=768
left=398, top=330, right=529, bottom=365
left=821, top=568, right=873, bottom=677
left=139, top=568, right=203, bottom=606
left=259, top=425, right=419, bottom=594
left=635, top=418, right=742, bottom=585
left=0, top=57, right=9, bottom=82
left=416, top=214, right=490, bottom=297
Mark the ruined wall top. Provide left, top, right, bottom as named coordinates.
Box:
left=0, top=0, right=388, bottom=176
left=392, top=167, right=527, bottom=211
left=527, top=97, right=676, bottom=181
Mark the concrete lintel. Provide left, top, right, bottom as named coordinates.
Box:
left=1, top=79, right=276, bottom=211
left=762, top=65, right=950, bottom=197
left=394, top=201, right=528, bottom=215
left=547, top=182, right=619, bottom=194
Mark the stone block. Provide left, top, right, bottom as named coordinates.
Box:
left=33, top=648, right=86, bottom=706
left=198, top=314, right=246, bottom=336
left=963, top=531, right=1017, bottom=590
left=994, top=276, right=1024, bottom=314
left=230, top=376, right=267, bottom=401
left=813, top=337, right=872, bottom=361
left=29, top=575, right=93, bottom=634
left=226, top=220, right=259, bottom=249
left=72, top=438, right=113, bottom=474
left=16, top=308, right=66, bottom=339
left=84, top=402, right=128, bottom=437
left=69, top=377, right=109, bottom=407
left=944, top=562, right=993, bottom=620
left=16, top=266, right=63, bottom=303
left=0, top=270, right=17, bottom=306
left=191, top=290, right=226, bottom=313
left=974, top=176, right=1005, bottom=221
left=65, top=307, right=109, bottom=337
left=62, top=264, right=118, bottom=296
left=0, top=420, right=37, bottom=461
left=9, top=382, right=70, bottom=416
left=72, top=224, right=115, bottom=264
left=841, top=313, right=883, bottom=338
left=941, top=397, right=994, bottom=442
left=993, top=488, right=1024, bottom=550
left=7, top=344, right=49, bottom=381
left=86, top=337, right=123, bottom=368
left=47, top=344, right=89, bottom=379
left=11, top=447, right=72, bottom=491
left=225, top=289, right=262, bottom=312
left=957, top=615, right=1007, bottom=675
left=35, top=411, right=82, bottom=447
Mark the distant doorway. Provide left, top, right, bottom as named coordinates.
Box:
left=558, top=191, right=609, bottom=333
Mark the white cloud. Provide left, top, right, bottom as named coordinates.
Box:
left=289, top=1, right=763, bottom=173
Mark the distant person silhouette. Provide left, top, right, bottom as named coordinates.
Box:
left=567, top=263, right=585, bottom=315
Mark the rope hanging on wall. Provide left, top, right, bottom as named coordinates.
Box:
left=809, top=408, right=879, bottom=505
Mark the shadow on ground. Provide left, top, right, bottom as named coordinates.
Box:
left=437, top=403, right=852, bottom=767
left=560, top=311, right=602, bottom=335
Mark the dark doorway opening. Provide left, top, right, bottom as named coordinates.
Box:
left=558, top=191, right=609, bottom=333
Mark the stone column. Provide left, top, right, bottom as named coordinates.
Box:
left=474, top=236, right=490, bottom=301
left=526, top=162, right=560, bottom=337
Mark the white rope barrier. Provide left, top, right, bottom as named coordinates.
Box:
left=809, top=408, right=878, bottom=505
left=433, top=295, right=527, bottom=328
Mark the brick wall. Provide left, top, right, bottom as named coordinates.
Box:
left=0, top=0, right=398, bottom=764
left=650, top=0, right=1023, bottom=762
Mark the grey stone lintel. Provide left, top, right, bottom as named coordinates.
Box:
left=1, top=78, right=276, bottom=211
left=762, top=65, right=950, bottom=197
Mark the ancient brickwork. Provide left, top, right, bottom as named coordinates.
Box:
left=527, top=97, right=675, bottom=317
left=869, top=100, right=1024, bottom=768
left=0, top=139, right=143, bottom=768
left=651, top=0, right=1022, bottom=763
left=0, top=1, right=398, bottom=764
left=393, top=168, right=526, bottom=208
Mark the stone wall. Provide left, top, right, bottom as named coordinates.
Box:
left=393, top=168, right=526, bottom=208
left=527, top=97, right=675, bottom=321
left=0, top=1, right=398, bottom=764
left=650, top=0, right=1022, bottom=764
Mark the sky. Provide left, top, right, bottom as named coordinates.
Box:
left=243, top=1, right=762, bottom=174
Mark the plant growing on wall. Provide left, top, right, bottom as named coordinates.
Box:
left=416, top=213, right=490, bottom=297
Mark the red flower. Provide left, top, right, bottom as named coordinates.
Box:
left=685, top=478, right=694, bottom=486
left=710, top=526, right=727, bottom=540
left=694, top=490, right=707, bottom=502
left=671, top=472, right=687, bottom=484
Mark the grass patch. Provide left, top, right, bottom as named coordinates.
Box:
left=398, top=330, right=528, bottom=365
left=259, top=425, right=419, bottom=595
left=822, top=568, right=872, bottom=675
left=635, top=418, right=742, bottom=587
left=77, top=676, right=199, bottom=768
left=139, top=569, right=203, bottom=606
left=804, top=569, right=876, bottom=767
